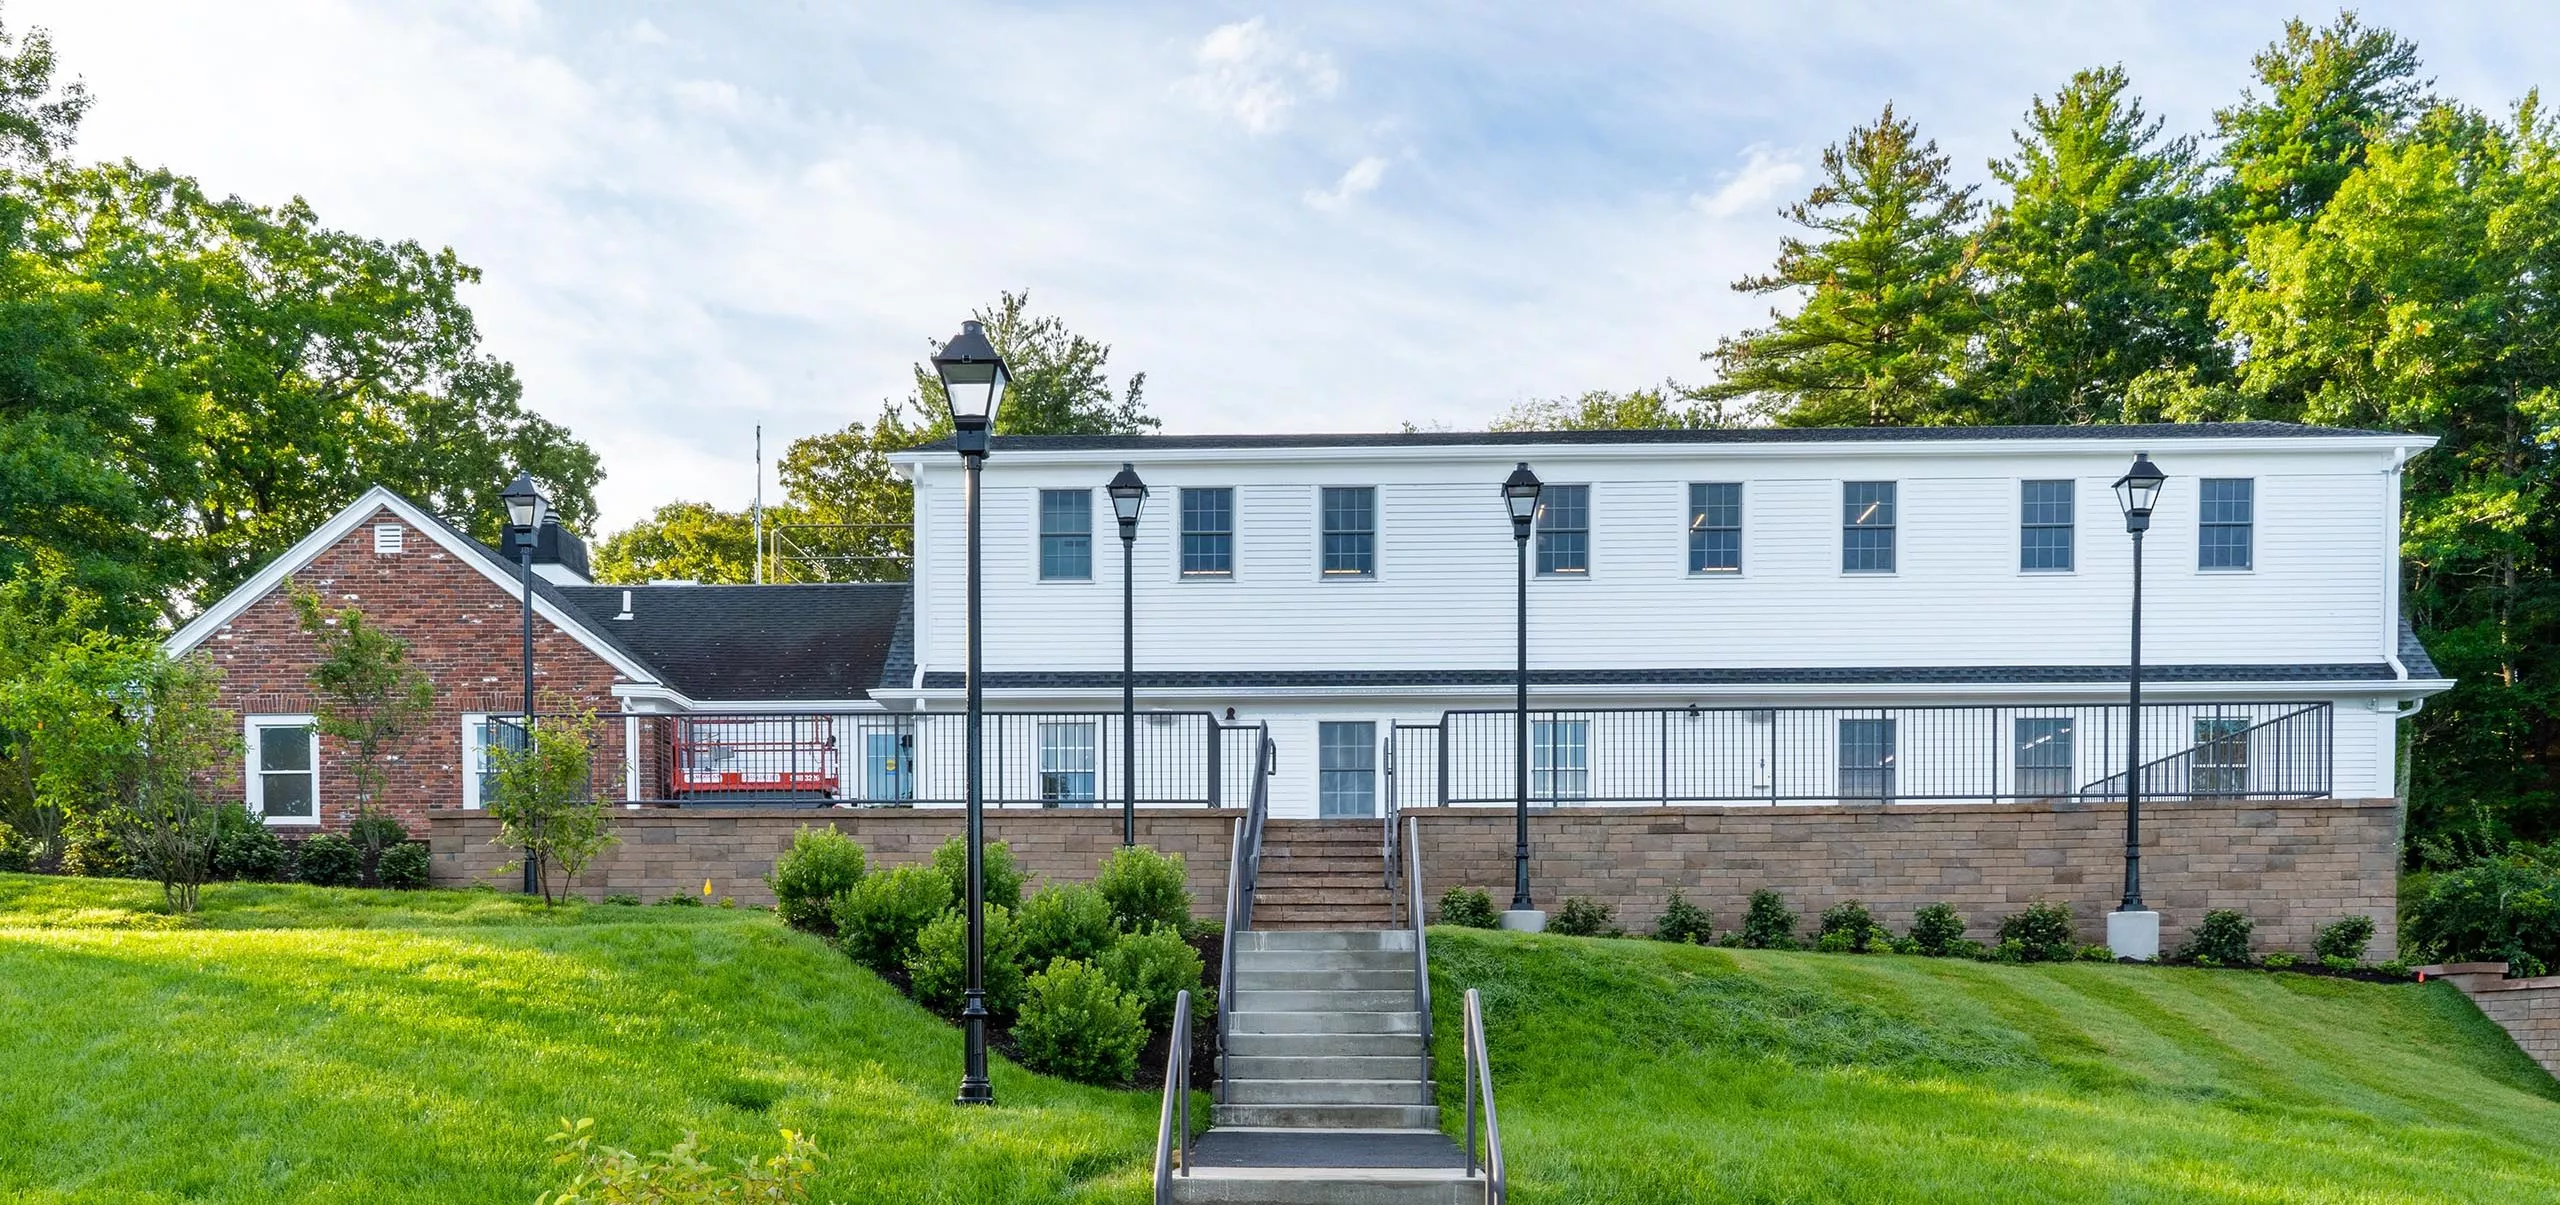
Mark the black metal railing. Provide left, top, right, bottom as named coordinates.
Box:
left=1431, top=701, right=2332, bottom=806
left=475, top=711, right=1267, bottom=808
left=1405, top=815, right=1432, bottom=1089
left=1214, top=726, right=1273, bottom=1104
left=1151, top=989, right=1194, bottom=1203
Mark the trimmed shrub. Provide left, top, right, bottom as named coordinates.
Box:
left=376, top=842, right=432, bottom=890
left=2405, top=856, right=2560, bottom=973
left=1096, top=845, right=1190, bottom=934
left=1439, top=887, right=1498, bottom=929
left=600, top=893, right=642, bottom=907
left=1550, top=896, right=1618, bottom=937
left=2313, top=915, right=2377, bottom=964
left=1653, top=892, right=1713, bottom=944
left=348, top=813, right=408, bottom=883
left=2077, top=944, right=2117, bottom=962
left=1995, top=902, right=2077, bottom=963
left=1020, top=883, right=1119, bottom=969
left=0, top=821, right=27, bottom=874
left=2179, top=909, right=2255, bottom=966
left=60, top=812, right=130, bottom=878
left=1016, top=958, right=1146, bottom=1085
left=1101, top=924, right=1207, bottom=1031
left=908, top=904, right=1025, bottom=1017
left=1817, top=900, right=1888, bottom=953
left=655, top=893, right=703, bottom=907
left=294, top=833, right=364, bottom=887
left=831, top=865, right=952, bottom=971
left=210, top=804, right=287, bottom=882
left=931, top=835, right=1023, bottom=912
left=2264, top=951, right=2298, bottom=969
left=769, top=827, right=867, bottom=932
left=1741, top=889, right=1799, bottom=950
left=1909, top=902, right=1967, bottom=956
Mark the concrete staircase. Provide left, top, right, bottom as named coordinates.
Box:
left=1254, top=821, right=1398, bottom=930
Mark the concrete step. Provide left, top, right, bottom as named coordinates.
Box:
left=1235, top=949, right=1415, bottom=973
left=1213, top=1103, right=1444, bottom=1130
left=1235, top=930, right=1413, bottom=953
left=1255, top=873, right=1397, bottom=891
left=1221, top=1078, right=1436, bottom=1106
left=1261, top=914, right=1401, bottom=932
left=1236, top=968, right=1417, bottom=992
left=1172, top=1167, right=1479, bottom=1205
left=1258, top=885, right=1398, bottom=902
left=1229, top=1010, right=1421, bottom=1036
left=1222, top=1054, right=1431, bottom=1081
left=1233, top=989, right=1417, bottom=1013
left=1224, top=1032, right=1427, bottom=1059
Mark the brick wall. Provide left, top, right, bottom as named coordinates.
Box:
left=198, top=505, right=632, bottom=835
left=1406, top=796, right=2403, bottom=955
left=429, top=807, right=1244, bottom=913
left=2416, top=963, right=2560, bottom=1079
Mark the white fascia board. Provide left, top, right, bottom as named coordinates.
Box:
left=888, top=432, right=2438, bottom=471
left=165, top=486, right=663, bottom=688
left=870, top=676, right=2450, bottom=708
left=608, top=682, right=889, bottom=713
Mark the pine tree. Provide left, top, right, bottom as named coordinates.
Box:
left=2214, top=12, right=2431, bottom=231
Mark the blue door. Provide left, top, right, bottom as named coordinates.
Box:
left=864, top=733, right=913, bottom=803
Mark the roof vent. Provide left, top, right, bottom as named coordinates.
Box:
left=373, top=523, right=404, bottom=554
left=614, top=589, right=633, bottom=621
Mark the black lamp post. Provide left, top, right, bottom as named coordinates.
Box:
left=500, top=471, right=548, bottom=897
left=934, top=319, right=1008, bottom=1106
left=1500, top=462, right=1543, bottom=926
left=1107, top=463, right=1149, bottom=848
left=2110, top=452, right=2166, bottom=959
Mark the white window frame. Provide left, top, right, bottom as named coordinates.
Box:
left=1037, top=720, right=1099, bottom=805
left=1316, top=486, right=1378, bottom=580
left=373, top=523, right=405, bottom=554
left=244, top=714, right=321, bottom=826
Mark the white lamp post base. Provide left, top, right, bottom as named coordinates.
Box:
left=1499, top=909, right=1548, bottom=933
left=2108, top=910, right=2161, bottom=961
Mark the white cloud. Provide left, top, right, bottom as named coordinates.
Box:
left=628, top=19, right=670, bottom=47
left=1178, top=16, right=1341, bottom=134
left=1691, top=143, right=1807, bottom=219
left=1304, top=154, right=1388, bottom=211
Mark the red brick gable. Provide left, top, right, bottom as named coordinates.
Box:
left=195, top=503, right=633, bottom=834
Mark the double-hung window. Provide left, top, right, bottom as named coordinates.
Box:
left=1688, top=483, right=1741, bottom=574
left=1842, top=482, right=1896, bottom=574
left=1317, top=722, right=1377, bottom=818
left=1837, top=718, right=1895, bottom=802
left=2020, top=480, right=2074, bottom=572
left=2199, top=478, right=2254, bottom=570
left=1037, top=721, right=1098, bottom=805
left=1180, top=488, right=1234, bottom=577
left=2014, top=717, right=2074, bottom=799
left=1530, top=718, right=1589, bottom=802
left=246, top=717, right=319, bottom=824
left=1038, top=489, right=1092, bottom=580
left=1320, top=487, right=1376, bottom=577
left=2191, top=717, right=2250, bottom=797
left=461, top=714, right=528, bottom=809
left=1536, top=484, right=1589, bottom=575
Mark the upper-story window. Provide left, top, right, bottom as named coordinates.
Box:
left=1180, top=487, right=1234, bottom=577
left=2199, top=478, right=2253, bottom=570
left=1688, top=483, right=1741, bottom=574
left=1320, top=487, right=1376, bottom=577
left=1842, top=482, right=1896, bottom=574
left=1536, top=484, right=1590, bottom=576
left=1038, top=489, right=1092, bottom=580
left=2020, top=480, right=2074, bottom=572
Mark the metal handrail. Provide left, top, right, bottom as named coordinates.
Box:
left=1461, top=987, right=1504, bottom=1203
left=2078, top=703, right=2330, bottom=800
left=1214, top=725, right=1272, bottom=1102
left=1151, top=989, right=1194, bottom=1204
left=1405, top=815, right=1432, bottom=1088
left=1382, top=769, right=1403, bottom=925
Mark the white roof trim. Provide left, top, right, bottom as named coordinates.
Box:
left=163, top=486, right=662, bottom=687
left=891, top=432, right=2439, bottom=470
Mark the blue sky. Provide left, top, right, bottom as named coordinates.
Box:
left=22, top=2, right=2560, bottom=532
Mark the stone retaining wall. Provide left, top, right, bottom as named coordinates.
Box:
left=1407, top=796, right=2403, bottom=955
left=2417, top=963, right=2560, bottom=1079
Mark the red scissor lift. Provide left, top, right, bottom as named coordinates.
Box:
left=667, top=716, right=840, bottom=800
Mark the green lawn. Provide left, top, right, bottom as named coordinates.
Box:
left=1429, top=927, right=2560, bottom=1204
left=0, top=874, right=1162, bottom=1204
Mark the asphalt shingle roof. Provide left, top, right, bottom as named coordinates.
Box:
left=555, top=584, right=909, bottom=703
left=907, top=421, right=2406, bottom=455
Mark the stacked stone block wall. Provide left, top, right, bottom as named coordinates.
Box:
left=2417, top=963, right=2560, bottom=1080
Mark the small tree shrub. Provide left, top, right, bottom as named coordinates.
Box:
left=1995, top=902, right=2077, bottom=963
left=2077, top=944, right=2116, bottom=962
left=295, top=833, right=364, bottom=887
left=769, top=827, right=867, bottom=932
left=1550, top=896, right=1618, bottom=937
left=832, top=865, right=952, bottom=972
left=1909, top=902, right=1967, bottom=956
left=1741, top=889, right=1799, bottom=949
left=1020, top=882, right=1118, bottom=968
left=1096, top=845, right=1190, bottom=934
left=931, top=835, right=1023, bottom=912
left=346, top=813, right=409, bottom=885
left=376, top=842, right=432, bottom=890
left=294, top=590, right=434, bottom=887
left=484, top=709, right=619, bottom=905
left=0, top=821, right=27, bottom=873
left=59, top=811, right=130, bottom=878
left=1817, top=900, right=1888, bottom=953
left=536, top=1117, right=824, bottom=1205
left=1016, top=958, right=1146, bottom=1086
left=1101, top=923, right=1207, bottom=1031
left=1439, top=887, right=1498, bottom=929
left=1653, top=892, right=1713, bottom=944
left=2404, top=856, right=2560, bottom=973
left=2313, top=915, right=2377, bottom=964
left=2179, top=909, right=2255, bottom=966
left=210, top=804, right=287, bottom=882
left=908, top=904, right=1025, bottom=1017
